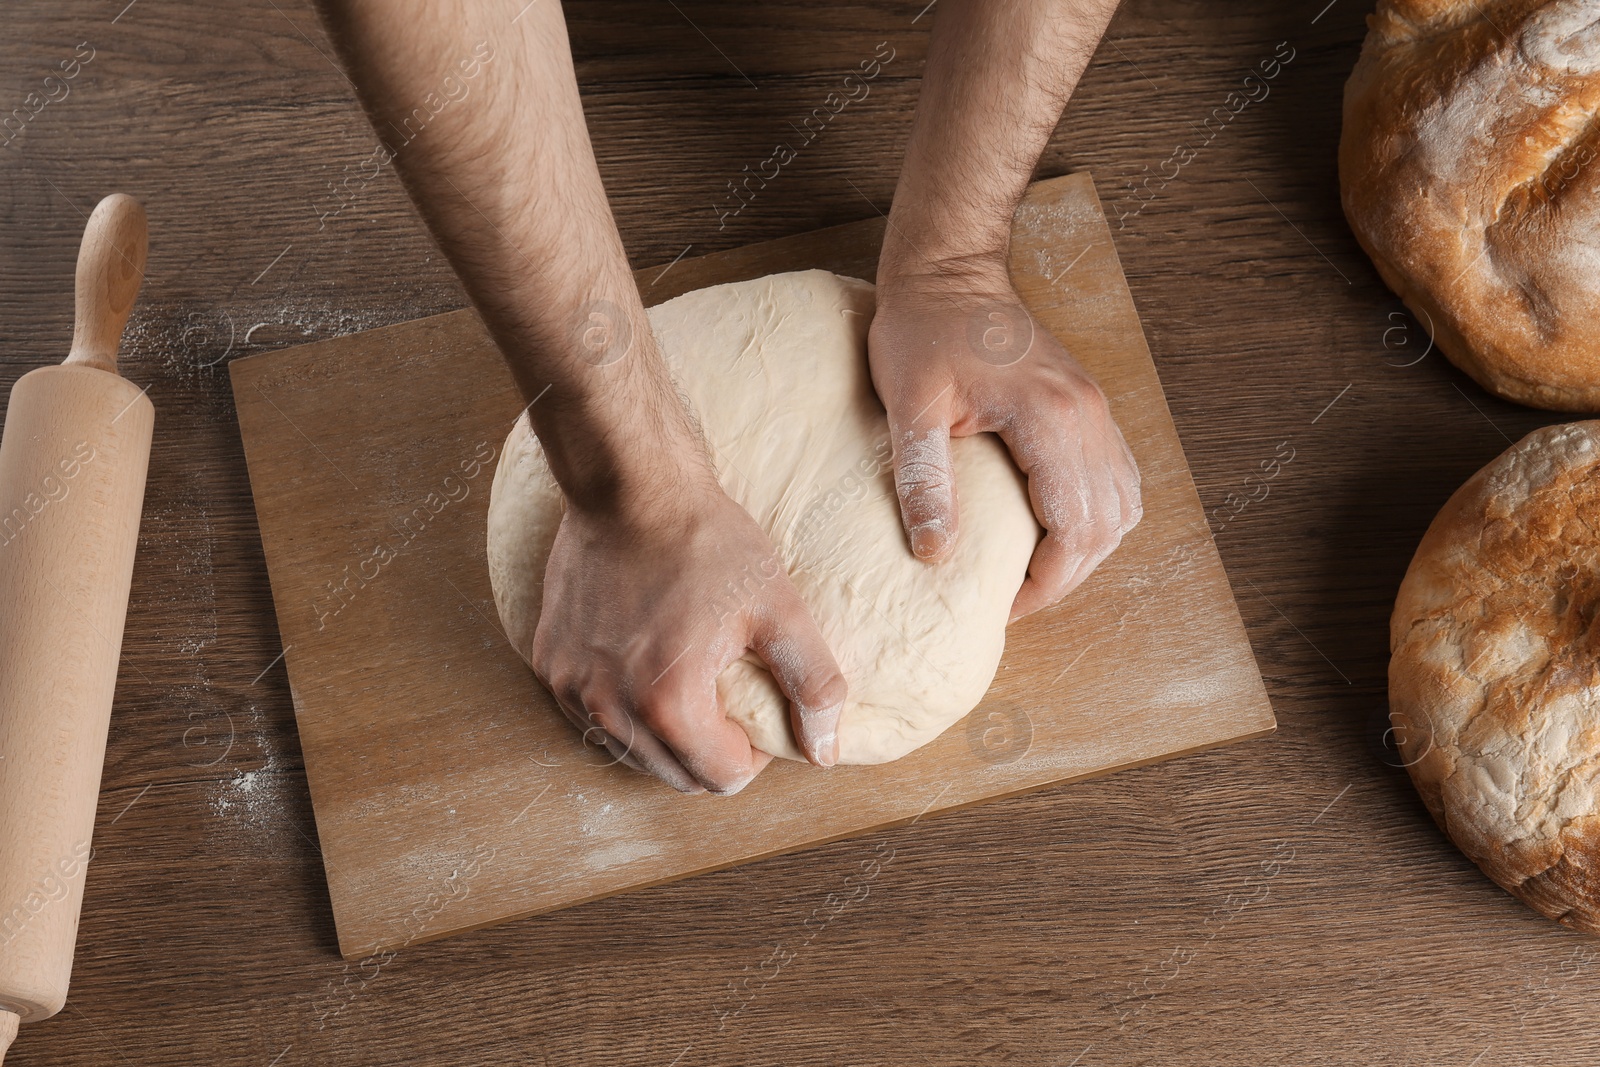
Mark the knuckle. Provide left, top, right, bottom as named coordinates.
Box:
left=556, top=684, right=586, bottom=715
left=897, top=482, right=951, bottom=526
left=1064, top=368, right=1109, bottom=403
left=536, top=668, right=582, bottom=713
left=529, top=632, right=557, bottom=675
left=894, top=439, right=954, bottom=510
left=635, top=675, right=702, bottom=739
left=895, top=450, right=950, bottom=484
left=631, top=692, right=676, bottom=733
left=1091, top=506, right=1123, bottom=542
left=1043, top=390, right=1081, bottom=423
left=807, top=671, right=848, bottom=711
left=1033, top=578, right=1072, bottom=609
left=1126, top=495, right=1145, bottom=527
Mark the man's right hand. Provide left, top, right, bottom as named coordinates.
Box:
left=313, top=0, right=847, bottom=793
left=532, top=468, right=848, bottom=795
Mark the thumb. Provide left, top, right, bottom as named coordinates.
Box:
left=750, top=589, right=848, bottom=768
left=889, top=415, right=959, bottom=563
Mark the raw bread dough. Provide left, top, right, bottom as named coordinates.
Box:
left=487, top=269, right=1040, bottom=764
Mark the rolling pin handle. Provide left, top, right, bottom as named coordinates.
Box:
left=64, top=193, right=147, bottom=375
left=0, top=1009, right=17, bottom=1063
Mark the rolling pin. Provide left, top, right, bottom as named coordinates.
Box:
left=0, top=194, right=154, bottom=1063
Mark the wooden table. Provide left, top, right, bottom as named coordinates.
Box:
left=0, top=2, right=1585, bottom=1064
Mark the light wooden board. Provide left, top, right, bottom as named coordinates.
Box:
left=229, top=171, right=1274, bottom=959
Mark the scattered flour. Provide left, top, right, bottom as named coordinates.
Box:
left=585, top=839, right=663, bottom=871
left=207, top=702, right=293, bottom=851
left=116, top=299, right=391, bottom=388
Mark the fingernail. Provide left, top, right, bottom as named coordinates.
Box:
left=710, top=771, right=756, bottom=797
left=801, top=701, right=842, bottom=768
left=910, top=523, right=946, bottom=559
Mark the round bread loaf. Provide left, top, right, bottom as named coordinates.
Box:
left=1390, top=421, right=1600, bottom=931
left=1341, top=1, right=1600, bottom=411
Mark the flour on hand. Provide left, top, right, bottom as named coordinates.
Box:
left=486, top=270, right=1040, bottom=765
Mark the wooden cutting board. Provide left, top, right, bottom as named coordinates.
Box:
left=229, top=171, right=1275, bottom=959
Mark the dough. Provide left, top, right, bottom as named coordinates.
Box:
left=487, top=269, right=1040, bottom=764
left=1390, top=421, right=1600, bottom=932
left=1340, top=0, right=1600, bottom=410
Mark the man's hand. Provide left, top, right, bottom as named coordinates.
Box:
left=873, top=0, right=1132, bottom=613
left=870, top=271, right=1140, bottom=619
left=315, top=0, right=848, bottom=792
left=534, top=470, right=847, bottom=794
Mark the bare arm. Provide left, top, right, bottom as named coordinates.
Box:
left=871, top=0, right=1141, bottom=618
left=315, top=0, right=848, bottom=791
left=314, top=0, right=696, bottom=513
left=881, top=0, right=1121, bottom=283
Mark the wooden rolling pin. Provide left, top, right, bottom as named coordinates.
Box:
left=0, top=194, right=154, bottom=1063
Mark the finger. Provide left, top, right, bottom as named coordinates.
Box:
left=636, top=665, right=773, bottom=797
left=557, top=700, right=652, bottom=780
left=889, top=416, right=959, bottom=563
left=1010, top=476, right=1128, bottom=620
left=1057, top=520, right=1123, bottom=605
left=1112, top=428, right=1144, bottom=534
left=550, top=693, right=648, bottom=775
left=1000, top=417, right=1094, bottom=620
left=750, top=589, right=848, bottom=768
left=553, top=688, right=705, bottom=794
left=1085, top=412, right=1143, bottom=535
left=1076, top=414, right=1141, bottom=563
left=1117, top=468, right=1143, bottom=534
left=1011, top=532, right=1080, bottom=621
left=598, top=707, right=707, bottom=795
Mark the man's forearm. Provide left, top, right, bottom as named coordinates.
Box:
left=880, top=0, right=1120, bottom=287
left=315, top=0, right=714, bottom=513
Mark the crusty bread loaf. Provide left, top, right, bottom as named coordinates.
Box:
left=1341, top=1, right=1600, bottom=411
left=1391, top=421, right=1600, bottom=931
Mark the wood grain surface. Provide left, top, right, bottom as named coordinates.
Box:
left=228, top=171, right=1274, bottom=959
left=0, top=1, right=1590, bottom=1064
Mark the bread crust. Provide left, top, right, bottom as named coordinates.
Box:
left=1391, top=421, right=1600, bottom=931
left=1341, top=0, right=1600, bottom=411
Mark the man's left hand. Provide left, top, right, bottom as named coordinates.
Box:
left=868, top=270, right=1143, bottom=621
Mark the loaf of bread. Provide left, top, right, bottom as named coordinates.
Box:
left=1390, top=421, right=1600, bottom=932
left=1342, top=1, right=1600, bottom=411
